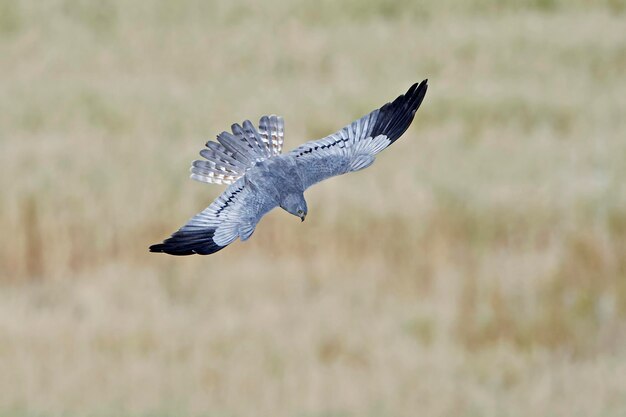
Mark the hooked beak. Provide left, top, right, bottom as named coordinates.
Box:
left=299, top=212, right=306, bottom=222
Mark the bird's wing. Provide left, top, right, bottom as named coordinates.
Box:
left=288, top=80, right=428, bottom=189
left=149, top=178, right=277, bottom=255
left=190, top=115, right=285, bottom=185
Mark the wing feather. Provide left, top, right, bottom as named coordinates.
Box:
left=149, top=179, right=277, bottom=256
left=289, top=80, right=428, bottom=189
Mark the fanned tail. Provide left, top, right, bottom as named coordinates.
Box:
left=190, top=115, right=285, bottom=185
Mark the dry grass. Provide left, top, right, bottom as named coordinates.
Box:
left=1, top=0, right=626, bottom=416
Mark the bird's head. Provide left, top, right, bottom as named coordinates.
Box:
left=281, top=193, right=308, bottom=222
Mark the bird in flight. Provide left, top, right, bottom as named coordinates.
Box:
left=150, top=80, right=428, bottom=255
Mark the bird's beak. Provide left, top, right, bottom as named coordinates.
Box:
left=300, top=213, right=306, bottom=222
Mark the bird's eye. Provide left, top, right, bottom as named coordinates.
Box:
left=297, top=210, right=303, bottom=215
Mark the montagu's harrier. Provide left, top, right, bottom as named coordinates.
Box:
left=150, top=80, right=428, bottom=255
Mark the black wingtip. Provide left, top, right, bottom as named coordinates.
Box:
left=149, top=228, right=226, bottom=256
left=149, top=243, right=167, bottom=253
left=371, top=78, right=428, bottom=145
left=412, top=79, right=428, bottom=107
left=149, top=241, right=195, bottom=256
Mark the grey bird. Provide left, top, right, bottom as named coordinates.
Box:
left=150, top=80, right=428, bottom=255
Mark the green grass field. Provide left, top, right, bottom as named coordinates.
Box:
left=1, top=0, right=626, bottom=416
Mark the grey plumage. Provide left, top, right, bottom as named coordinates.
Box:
left=150, top=80, right=428, bottom=256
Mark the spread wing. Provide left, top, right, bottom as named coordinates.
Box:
left=190, top=115, right=284, bottom=185
left=289, top=80, right=428, bottom=189
left=149, top=179, right=277, bottom=255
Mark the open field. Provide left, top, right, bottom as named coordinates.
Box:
left=1, top=0, right=626, bottom=416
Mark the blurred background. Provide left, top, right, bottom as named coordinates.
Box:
left=1, top=0, right=625, bottom=416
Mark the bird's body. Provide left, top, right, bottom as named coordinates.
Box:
left=235, top=155, right=306, bottom=237
left=150, top=80, right=428, bottom=255
left=247, top=156, right=305, bottom=210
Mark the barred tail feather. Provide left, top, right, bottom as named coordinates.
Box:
left=191, top=116, right=285, bottom=185
left=190, top=160, right=240, bottom=185
left=258, top=115, right=284, bottom=156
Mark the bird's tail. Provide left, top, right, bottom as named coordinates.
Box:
left=190, top=115, right=285, bottom=185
